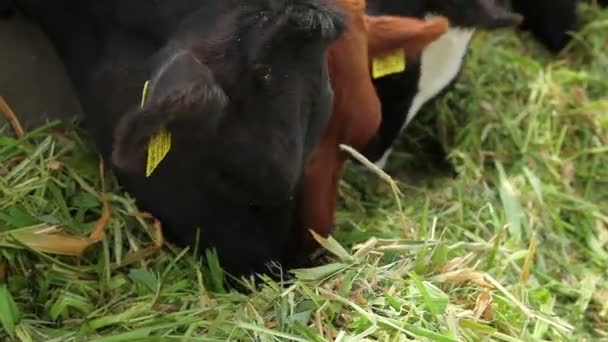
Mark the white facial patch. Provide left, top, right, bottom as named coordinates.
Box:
left=375, top=17, right=475, bottom=169
left=405, top=26, right=475, bottom=127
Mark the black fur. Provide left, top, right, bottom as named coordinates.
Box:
left=366, top=0, right=522, bottom=29
left=510, top=0, right=579, bottom=53
left=509, top=0, right=608, bottom=53
left=0, top=0, right=15, bottom=18
left=14, top=0, right=346, bottom=277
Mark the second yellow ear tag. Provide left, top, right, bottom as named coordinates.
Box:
left=372, top=49, right=406, bottom=79
left=140, top=80, right=172, bottom=177
left=146, top=126, right=171, bottom=177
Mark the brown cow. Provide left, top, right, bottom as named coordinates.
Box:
left=288, top=0, right=449, bottom=262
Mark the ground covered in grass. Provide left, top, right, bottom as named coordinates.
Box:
left=1, top=4, right=607, bottom=341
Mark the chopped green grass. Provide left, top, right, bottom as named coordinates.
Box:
left=1, top=4, right=607, bottom=341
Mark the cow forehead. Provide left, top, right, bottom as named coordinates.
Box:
left=240, top=3, right=345, bottom=60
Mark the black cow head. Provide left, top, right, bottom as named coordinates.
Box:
left=110, top=0, right=346, bottom=276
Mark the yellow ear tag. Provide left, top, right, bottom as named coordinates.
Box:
left=141, top=80, right=172, bottom=177
left=372, top=49, right=406, bottom=79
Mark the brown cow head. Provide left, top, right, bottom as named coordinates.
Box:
left=288, top=0, right=449, bottom=265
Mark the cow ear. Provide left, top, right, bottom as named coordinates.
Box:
left=145, top=50, right=211, bottom=104
left=111, top=50, right=227, bottom=174
left=366, top=16, right=449, bottom=57
left=366, top=16, right=449, bottom=58
left=475, top=0, right=523, bottom=29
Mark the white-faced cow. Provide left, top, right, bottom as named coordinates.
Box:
left=0, top=1, right=13, bottom=17
left=9, top=0, right=346, bottom=277
left=361, top=0, right=522, bottom=168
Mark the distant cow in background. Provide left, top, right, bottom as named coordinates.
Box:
left=0, top=11, right=81, bottom=131
left=511, top=0, right=579, bottom=52
left=511, top=0, right=608, bottom=53
left=287, top=0, right=449, bottom=262
left=9, top=0, right=346, bottom=277
left=362, top=0, right=522, bottom=168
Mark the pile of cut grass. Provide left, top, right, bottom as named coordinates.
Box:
left=1, top=4, right=607, bottom=341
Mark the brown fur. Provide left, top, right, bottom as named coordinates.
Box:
left=289, top=0, right=448, bottom=261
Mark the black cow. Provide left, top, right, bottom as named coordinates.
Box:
left=511, top=0, right=578, bottom=53
left=511, top=0, right=608, bottom=53
left=0, top=0, right=13, bottom=17
left=10, top=0, right=346, bottom=277
left=362, top=0, right=522, bottom=167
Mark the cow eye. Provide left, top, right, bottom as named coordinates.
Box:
left=254, top=64, right=272, bottom=85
